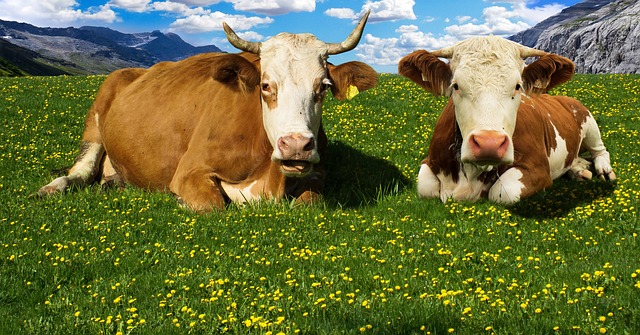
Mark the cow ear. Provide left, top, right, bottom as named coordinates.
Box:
left=522, top=54, right=575, bottom=94
left=212, top=53, right=261, bottom=93
left=327, top=61, right=378, bottom=100
left=398, top=50, right=452, bottom=96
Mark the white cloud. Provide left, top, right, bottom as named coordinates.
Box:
left=324, top=8, right=356, bottom=20
left=444, top=1, right=567, bottom=39
left=236, top=30, right=264, bottom=41
left=456, top=15, right=472, bottom=24
left=150, top=1, right=208, bottom=15
left=0, top=0, right=117, bottom=26
left=229, top=0, right=315, bottom=16
left=363, top=0, right=416, bottom=22
left=109, top=0, right=151, bottom=13
left=354, top=26, right=455, bottom=66
left=168, top=11, right=273, bottom=33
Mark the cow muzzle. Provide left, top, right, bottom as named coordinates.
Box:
left=277, top=134, right=316, bottom=175
left=465, top=130, right=511, bottom=166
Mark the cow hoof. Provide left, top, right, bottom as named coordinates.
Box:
left=577, top=169, right=592, bottom=181
left=598, top=171, right=616, bottom=181
left=35, top=176, right=70, bottom=197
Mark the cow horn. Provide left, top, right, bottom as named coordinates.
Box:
left=326, top=10, right=370, bottom=55
left=520, top=46, right=547, bottom=58
left=223, top=22, right=261, bottom=54
left=430, top=46, right=454, bottom=58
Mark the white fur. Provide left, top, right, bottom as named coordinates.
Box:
left=221, top=180, right=263, bottom=203
left=547, top=122, right=571, bottom=179
left=488, top=168, right=525, bottom=204
left=417, top=164, right=440, bottom=199
left=259, top=34, right=327, bottom=163
left=448, top=37, right=525, bottom=165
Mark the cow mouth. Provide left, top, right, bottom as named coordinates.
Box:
left=280, top=160, right=312, bottom=174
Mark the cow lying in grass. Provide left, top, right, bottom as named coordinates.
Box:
left=399, top=36, right=615, bottom=204
left=37, top=12, right=378, bottom=212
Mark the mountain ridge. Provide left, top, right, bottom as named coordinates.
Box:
left=0, top=19, right=221, bottom=76
left=510, top=0, right=640, bottom=74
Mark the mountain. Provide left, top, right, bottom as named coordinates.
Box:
left=0, top=20, right=221, bottom=76
left=0, top=38, right=70, bottom=76
left=510, top=0, right=640, bottom=74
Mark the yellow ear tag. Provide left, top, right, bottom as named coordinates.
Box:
left=346, top=85, right=359, bottom=100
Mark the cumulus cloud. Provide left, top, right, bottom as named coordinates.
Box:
left=229, top=0, right=315, bottom=16
left=236, top=30, right=265, bottom=41
left=169, top=11, right=273, bottom=33
left=354, top=25, right=456, bottom=66
left=109, top=0, right=151, bottom=13
left=325, top=0, right=416, bottom=22
left=444, top=1, right=566, bottom=39
left=324, top=8, right=357, bottom=20
left=363, top=0, right=416, bottom=22
left=0, top=0, right=117, bottom=26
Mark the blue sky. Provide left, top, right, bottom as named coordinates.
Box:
left=0, top=0, right=582, bottom=72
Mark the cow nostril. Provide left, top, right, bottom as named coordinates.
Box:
left=302, top=138, right=315, bottom=152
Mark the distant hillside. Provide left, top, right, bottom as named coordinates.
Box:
left=510, top=0, right=640, bottom=74
left=0, top=20, right=222, bottom=76
left=0, top=38, right=70, bottom=76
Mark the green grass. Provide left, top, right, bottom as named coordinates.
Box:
left=1, top=73, right=639, bottom=335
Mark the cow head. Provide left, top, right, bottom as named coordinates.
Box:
left=399, top=36, right=575, bottom=168
left=223, top=11, right=377, bottom=177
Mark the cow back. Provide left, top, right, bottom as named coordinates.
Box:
left=99, top=53, right=264, bottom=189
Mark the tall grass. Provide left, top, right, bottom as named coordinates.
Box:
left=0, top=73, right=639, bottom=335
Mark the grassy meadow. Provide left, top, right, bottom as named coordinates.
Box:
left=0, top=72, right=639, bottom=335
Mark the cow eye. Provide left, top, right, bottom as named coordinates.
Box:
left=261, top=82, right=271, bottom=93
left=515, top=83, right=522, bottom=91
left=452, top=83, right=459, bottom=91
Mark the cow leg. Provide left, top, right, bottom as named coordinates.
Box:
left=568, top=157, right=593, bottom=180
left=100, top=154, right=124, bottom=190
left=488, top=167, right=552, bottom=204
left=417, top=163, right=442, bottom=200
left=581, top=116, right=616, bottom=181
left=170, top=166, right=226, bottom=212
left=37, top=141, right=105, bottom=195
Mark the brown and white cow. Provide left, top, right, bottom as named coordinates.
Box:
left=37, top=12, right=378, bottom=211
left=399, top=36, right=615, bottom=204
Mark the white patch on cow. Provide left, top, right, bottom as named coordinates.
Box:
left=428, top=163, right=491, bottom=203
left=547, top=122, right=571, bottom=179
left=221, top=180, right=263, bottom=203
left=488, top=168, right=525, bottom=204
left=37, top=142, right=104, bottom=196
left=417, top=164, right=440, bottom=199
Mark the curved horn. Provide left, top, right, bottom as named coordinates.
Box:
left=430, top=46, right=454, bottom=58
left=223, top=22, right=261, bottom=54
left=326, top=10, right=371, bottom=55
left=520, top=45, right=547, bottom=58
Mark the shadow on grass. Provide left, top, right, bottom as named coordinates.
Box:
left=323, top=140, right=412, bottom=209
left=510, top=177, right=616, bottom=219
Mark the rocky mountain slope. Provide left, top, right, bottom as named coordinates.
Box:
left=0, top=20, right=221, bottom=75
left=511, top=0, right=640, bottom=74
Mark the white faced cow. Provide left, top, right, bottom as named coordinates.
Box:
left=399, top=36, right=615, bottom=204
left=37, top=12, right=378, bottom=211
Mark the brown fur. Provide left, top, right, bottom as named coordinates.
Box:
left=328, top=61, right=379, bottom=100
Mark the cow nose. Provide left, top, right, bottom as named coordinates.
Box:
left=277, top=134, right=315, bottom=161
left=469, top=131, right=509, bottom=162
